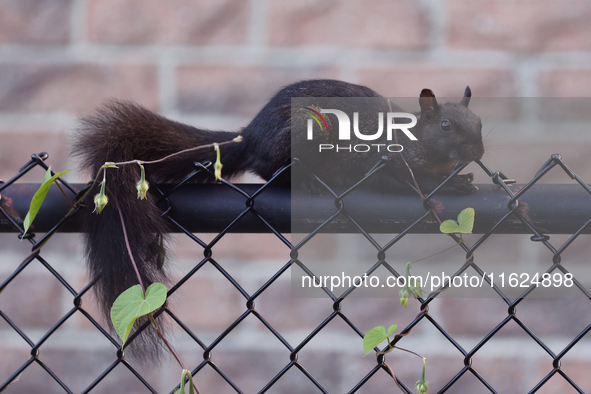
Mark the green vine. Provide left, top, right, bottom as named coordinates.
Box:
left=362, top=207, right=475, bottom=394
left=21, top=137, right=242, bottom=393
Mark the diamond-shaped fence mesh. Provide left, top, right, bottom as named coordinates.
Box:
left=1, top=152, right=591, bottom=393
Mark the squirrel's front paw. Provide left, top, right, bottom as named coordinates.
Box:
left=457, top=173, right=474, bottom=184
left=451, top=173, right=479, bottom=194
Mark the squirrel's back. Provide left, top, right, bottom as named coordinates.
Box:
left=240, top=79, right=383, bottom=180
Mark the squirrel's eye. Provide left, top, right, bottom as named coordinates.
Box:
left=440, top=119, right=452, bottom=132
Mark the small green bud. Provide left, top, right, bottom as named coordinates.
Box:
left=399, top=286, right=411, bottom=308
left=214, top=143, right=223, bottom=181
left=136, top=179, right=149, bottom=199
left=410, top=278, right=424, bottom=299
left=416, top=381, right=429, bottom=394
left=93, top=192, right=108, bottom=214
left=93, top=176, right=108, bottom=214
left=136, top=164, right=149, bottom=199
left=403, top=261, right=424, bottom=301
left=416, top=358, right=429, bottom=394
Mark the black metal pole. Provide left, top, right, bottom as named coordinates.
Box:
left=1, top=183, right=591, bottom=234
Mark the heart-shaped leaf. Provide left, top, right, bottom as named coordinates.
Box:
left=385, top=324, right=397, bottom=337
left=110, top=283, right=167, bottom=345
left=363, top=324, right=397, bottom=355
left=440, top=208, right=474, bottom=234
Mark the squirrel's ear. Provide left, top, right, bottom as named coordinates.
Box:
left=460, top=86, right=471, bottom=107
left=419, top=89, right=439, bottom=115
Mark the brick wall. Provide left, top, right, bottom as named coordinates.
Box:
left=1, top=1, right=591, bottom=393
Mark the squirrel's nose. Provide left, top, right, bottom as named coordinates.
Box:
left=473, top=144, right=485, bottom=160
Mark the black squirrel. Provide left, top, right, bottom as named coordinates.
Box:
left=72, top=79, right=484, bottom=357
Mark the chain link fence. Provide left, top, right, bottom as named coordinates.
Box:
left=1, top=152, right=591, bottom=393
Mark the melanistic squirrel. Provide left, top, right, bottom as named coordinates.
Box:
left=72, top=79, right=484, bottom=357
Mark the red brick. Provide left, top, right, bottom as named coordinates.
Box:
left=448, top=0, right=591, bottom=51
left=256, top=277, right=340, bottom=331
left=431, top=298, right=508, bottom=337
left=0, top=0, right=72, bottom=44
left=470, top=357, right=528, bottom=393
left=0, top=236, right=31, bottom=260
left=37, top=349, right=149, bottom=393
left=557, top=234, right=591, bottom=268
left=0, top=344, right=30, bottom=385
left=341, top=297, right=425, bottom=331
left=0, top=133, right=68, bottom=182
left=0, top=358, right=66, bottom=394
left=177, top=66, right=338, bottom=116
left=257, top=276, right=422, bottom=332
left=436, top=297, right=591, bottom=338
left=349, top=354, right=526, bottom=393
left=479, top=141, right=591, bottom=185
left=268, top=0, right=429, bottom=49
left=0, top=345, right=159, bottom=393
left=357, top=68, right=515, bottom=98
left=539, top=70, right=591, bottom=97
left=178, top=350, right=342, bottom=394
left=536, top=359, right=591, bottom=392
left=538, top=97, right=591, bottom=123
left=167, top=275, right=244, bottom=329
left=356, top=68, right=516, bottom=122
left=0, top=64, right=158, bottom=112
left=0, top=272, right=64, bottom=328
left=174, top=233, right=291, bottom=261
left=512, top=298, right=591, bottom=338
left=87, top=0, right=249, bottom=45
left=69, top=272, right=111, bottom=330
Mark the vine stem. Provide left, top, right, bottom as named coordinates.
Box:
left=379, top=330, right=425, bottom=360
left=148, top=315, right=200, bottom=394
left=115, top=200, right=145, bottom=291
left=147, top=315, right=184, bottom=368
left=54, top=180, right=75, bottom=209
left=408, top=242, right=460, bottom=266
left=108, top=137, right=242, bottom=167
left=115, top=201, right=200, bottom=394
left=383, top=362, right=407, bottom=393
left=388, top=345, right=424, bottom=360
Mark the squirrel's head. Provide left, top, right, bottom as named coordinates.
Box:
left=416, top=87, right=484, bottom=165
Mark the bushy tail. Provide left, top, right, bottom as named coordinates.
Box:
left=72, top=101, right=243, bottom=359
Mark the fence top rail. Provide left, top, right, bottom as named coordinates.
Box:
left=1, top=183, right=590, bottom=235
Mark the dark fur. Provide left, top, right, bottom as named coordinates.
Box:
left=72, top=79, right=483, bottom=359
